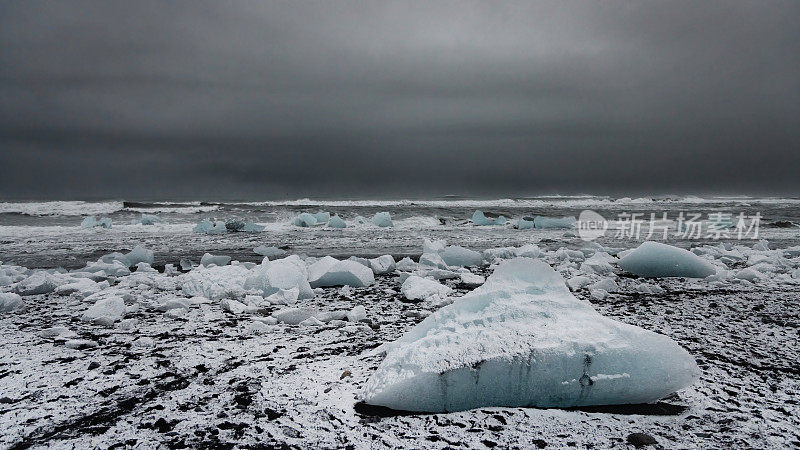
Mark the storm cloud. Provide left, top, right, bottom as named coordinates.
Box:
left=0, top=1, right=798, bottom=199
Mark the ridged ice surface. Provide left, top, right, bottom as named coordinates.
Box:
left=363, top=257, right=700, bottom=412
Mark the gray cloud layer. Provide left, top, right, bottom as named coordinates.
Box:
left=1, top=1, right=798, bottom=199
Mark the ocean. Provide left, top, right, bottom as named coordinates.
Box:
left=1, top=196, right=798, bottom=268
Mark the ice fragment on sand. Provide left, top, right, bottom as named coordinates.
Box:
left=200, top=253, right=231, bottom=267
left=308, top=258, right=374, bottom=288
left=369, top=255, right=396, bottom=274
left=82, top=295, right=126, bottom=325
left=363, top=258, right=699, bottom=412
left=401, top=275, right=452, bottom=301
left=0, top=292, right=23, bottom=312
left=618, top=242, right=716, bottom=278
left=440, top=245, right=483, bottom=267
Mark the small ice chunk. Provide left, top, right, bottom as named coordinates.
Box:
left=165, top=308, right=187, bottom=319
left=440, top=245, right=483, bottom=267
left=82, top=295, right=126, bottom=325
left=55, top=278, right=104, bottom=298
left=618, top=242, right=717, bottom=278
left=139, top=213, right=162, bottom=225
left=634, top=283, right=665, bottom=295
left=347, top=305, right=367, bottom=322
left=315, top=310, right=348, bottom=322
left=459, top=272, right=485, bottom=287
left=293, top=213, right=319, bottom=227
left=581, top=253, right=616, bottom=275
left=133, top=336, right=155, bottom=347
left=423, top=238, right=447, bottom=254
left=314, top=212, right=331, bottom=224
left=243, top=255, right=315, bottom=299
left=396, top=257, right=418, bottom=271
left=155, top=297, right=191, bottom=312
left=13, top=272, right=63, bottom=295
left=193, top=219, right=226, bottom=234
left=533, top=216, right=576, bottom=229
left=117, top=318, right=138, bottom=331
left=81, top=216, right=112, bottom=228
left=309, top=259, right=375, bottom=288
left=40, top=326, right=75, bottom=338
left=348, top=256, right=371, bottom=267
left=372, top=212, right=393, bottom=227
left=273, top=307, right=318, bottom=325
left=419, top=253, right=448, bottom=269
left=369, top=255, right=396, bottom=275
left=308, top=256, right=339, bottom=281
left=517, top=244, right=541, bottom=258
left=0, top=292, right=23, bottom=312
left=588, top=278, right=619, bottom=293
left=328, top=215, right=347, bottom=228
left=401, top=275, right=452, bottom=301
left=472, top=210, right=505, bottom=226
left=265, top=287, right=300, bottom=305
left=753, top=240, right=770, bottom=251
left=246, top=320, right=271, bottom=334
left=135, top=262, right=158, bottom=273
left=735, top=267, right=764, bottom=282
left=299, top=316, right=325, bottom=327
left=516, top=217, right=535, bottom=229
left=254, top=245, right=286, bottom=259
left=179, top=258, right=194, bottom=271
left=482, top=247, right=518, bottom=263
left=221, top=298, right=249, bottom=314
left=65, top=339, right=98, bottom=350
left=200, top=253, right=231, bottom=267
left=80, top=216, right=97, bottom=228
left=567, top=275, right=591, bottom=291
left=241, top=221, right=265, bottom=233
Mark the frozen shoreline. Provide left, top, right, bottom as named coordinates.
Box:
left=1, top=259, right=798, bottom=448
left=1, top=214, right=799, bottom=448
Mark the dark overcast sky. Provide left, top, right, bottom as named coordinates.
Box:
left=0, top=1, right=798, bottom=200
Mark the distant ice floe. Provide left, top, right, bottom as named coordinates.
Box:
left=293, top=212, right=321, bottom=227
left=372, top=212, right=393, bottom=227
left=81, top=216, right=112, bottom=229
left=253, top=245, right=286, bottom=259
left=362, top=258, right=700, bottom=412
left=533, top=216, right=577, bottom=229
left=472, top=210, right=507, bottom=226
left=328, top=215, right=347, bottom=228
left=193, top=218, right=264, bottom=234
left=136, top=213, right=163, bottom=225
